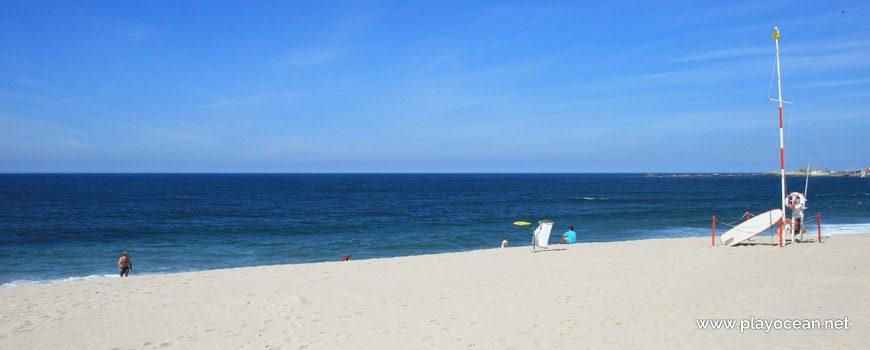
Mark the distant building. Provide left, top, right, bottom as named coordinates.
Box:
left=793, top=168, right=829, bottom=175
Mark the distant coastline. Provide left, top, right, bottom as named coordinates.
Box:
left=645, top=171, right=868, bottom=178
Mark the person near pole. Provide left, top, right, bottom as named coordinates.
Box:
left=788, top=193, right=806, bottom=238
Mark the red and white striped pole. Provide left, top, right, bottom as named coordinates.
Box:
left=776, top=27, right=786, bottom=248
left=779, top=219, right=783, bottom=247
left=769, top=27, right=792, bottom=247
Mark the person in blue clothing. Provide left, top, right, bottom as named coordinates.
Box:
left=561, top=226, right=577, bottom=244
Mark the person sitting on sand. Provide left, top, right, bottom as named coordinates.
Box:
left=502, top=236, right=511, bottom=248
left=342, top=254, right=352, bottom=261
left=561, top=226, right=577, bottom=244
left=118, top=251, right=132, bottom=277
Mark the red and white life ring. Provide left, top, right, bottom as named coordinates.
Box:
left=786, top=192, right=806, bottom=207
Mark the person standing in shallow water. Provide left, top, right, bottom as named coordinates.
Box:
left=118, top=251, right=132, bottom=277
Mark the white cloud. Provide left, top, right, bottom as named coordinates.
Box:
left=208, top=95, right=271, bottom=107
left=792, top=78, right=870, bottom=89
left=672, top=47, right=769, bottom=62
left=18, top=78, right=37, bottom=86
left=120, top=21, right=168, bottom=42
left=400, top=37, right=468, bottom=72
left=137, top=127, right=215, bottom=145
left=1, top=92, right=106, bottom=105
left=277, top=49, right=338, bottom=66
left=787, top=50, right=870, bottom=70
left=0, top=113, right=88, bottom=148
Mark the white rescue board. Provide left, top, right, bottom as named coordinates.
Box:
left=720, top=209, right=783, bottom=247
left=533, top=220, right=555, bottom=250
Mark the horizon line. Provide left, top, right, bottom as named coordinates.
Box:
left=0, top=171, right=793, bottom=175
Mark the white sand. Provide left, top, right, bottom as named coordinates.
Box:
left=2, top=234, right=868, bottom=349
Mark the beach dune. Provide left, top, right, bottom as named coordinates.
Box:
left=2, top=234, right=868, bottom=349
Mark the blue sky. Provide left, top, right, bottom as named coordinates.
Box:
left=1, top=1, right=868, bottom=173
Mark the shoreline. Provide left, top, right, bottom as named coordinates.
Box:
left=3, top=230, right=869, bottom=289
left=2, top=234, right=868, bottom=349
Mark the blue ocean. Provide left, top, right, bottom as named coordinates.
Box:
left=1, top=174, right=868, bottom=287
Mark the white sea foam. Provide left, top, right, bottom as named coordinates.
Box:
left=3, top=224, right=867, bottom=289
left=819, top=223, right=870, bottom=236
left=1, top=274, right=118, bottom=288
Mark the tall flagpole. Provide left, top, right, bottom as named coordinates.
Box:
left=769, top=27, right=792, bottom=247
left=776, top=27, right=785, bottom=247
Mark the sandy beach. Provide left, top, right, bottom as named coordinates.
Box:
left=1, top=234, right=868, bottom=349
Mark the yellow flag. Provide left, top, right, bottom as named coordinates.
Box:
left=772, top=28, right=780, bottom=40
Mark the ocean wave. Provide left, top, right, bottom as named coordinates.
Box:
left=620, top=224, right=869, bottom=242
left=1, top=274, right=118, bottom=288
left=820, top=223, right=870, bottom=236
